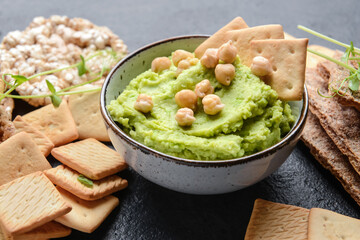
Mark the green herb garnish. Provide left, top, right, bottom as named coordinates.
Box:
left=298, top=25, right=360, bottom=97
left=77, top=55, right=87, bottom=76
left=77, top=174, right=94, bottom=188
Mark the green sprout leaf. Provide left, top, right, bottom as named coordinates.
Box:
left=46, top=80, right=62, bottom=107
left=348, top=75, right=359, bottom=91
left=77, top=55, right=87, bottom=76
left=77, top=175, right=93, bottom=188
left=342, top=41, right=355, bottom=63
left=11, top=74, right=29, bottom=86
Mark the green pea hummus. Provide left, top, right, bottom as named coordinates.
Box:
left=107, top=55, right=296, bottom=160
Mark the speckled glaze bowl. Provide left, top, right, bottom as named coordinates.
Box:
left=100, top=35, right=309, bottom=195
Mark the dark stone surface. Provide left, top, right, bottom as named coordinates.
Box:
left=3, top=0, right=360, bottom=239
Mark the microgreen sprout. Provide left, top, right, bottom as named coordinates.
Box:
left=298, top=25, right=360, bottom=97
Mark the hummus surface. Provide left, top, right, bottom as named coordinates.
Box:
left=108, top=56, right=295, bottom=160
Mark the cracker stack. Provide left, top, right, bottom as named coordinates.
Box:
left=245, top=199, right=360, bottom=240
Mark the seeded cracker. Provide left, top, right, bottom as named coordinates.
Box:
left=250, top=38, right=308, bottom=101
left=68, top=87, right=110, bottom=141
left=45, top=165, right=128, bottom=201
left=0, top=172, right=72, bottom=235
left=51, top=138, right=127, bottom=180
left=0, top=16, right=127, bottom=107
left=194, top=17, right=248, bottom=58
left=308, top=208, right=360, bottom=240
left=55, top=187, right=119, bottom=233
left=0, top=132, right=51, bottom=186
left=244, top=199, right=309, bottom=240
left=13, top=115, right=54, bottom=156
left=22, top=100, right=78, bottom=146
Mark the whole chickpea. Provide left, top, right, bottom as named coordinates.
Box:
left=176, top=59, right=191, bottom=76
left=175, top=108, right=196, bottom=127
left=251, top=56, right=272, bottom=76
left=175, top=89, right=197, bottom=110
left=151, top=57, right=172, bottom=73
left=217, top=40, right=237, bottom=63
left=195, top=79, right=214, bottom=98
left=215, top=64, right=235, bottom=86
left=202, top=94, right=224, bottom=115
left=172, top=50, right=194, bottom=67
left=134, top=94, right=153, bottom=113
left=200, top=48, right=219, bottom=68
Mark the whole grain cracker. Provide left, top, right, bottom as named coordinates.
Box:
left=244, top=199, right=309, bottom=240
left=301, top=110, right=360, bottom=206
left=55, top=187, right=119, bottom=233
left=0, top=16, right=127, bottom=107
left=22, top=100, right=78, bottom=146
left=306, top=45, right=335, bottom=69
left=68, top=87, right=110, bottom=141
left=227, top=24, right=284, bottom=67
left=0, top=172, right=72, bottom=235
left=51, top=138, right=127, bottom=180
left=44, top=165, right=128, bottom=201
left=250, top=38, right=308, bottom=101
left=0, top=132, right=51, bottom=186
left=194, top=17, right=248, bottom=58
left=13, top=115, right=54, bottom=156
left=12, top=221, right=71, bottom=240
left=308, top=208, right=360, bottom=240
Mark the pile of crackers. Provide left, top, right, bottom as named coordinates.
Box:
left=195, top=17, right=308, bottom=101
left=301, top=45, right=360, bottom=206
left=244, top=199, right=360, bottom=239
left=0, top=90, right=128, bottom=239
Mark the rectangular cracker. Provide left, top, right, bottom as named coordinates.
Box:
left=227, top=24, right=284, bottom=67
left=308, top=208, right=360, bottom=239
left=44, top=165, right=128, bottom=201
left=0, top=172, right=72, bottom=235
left=244, top=198, right=309, bottom=240
left=22, top=100, right=78, bottom=146
left=250, top=38, right=308, bottom=101
left=301, top=111, right=360, bottom=206
left=51, top=138, right=127, bottom=180
left=0, top=132, right=51, bottom=186
left=68, top=88, right=110, bottom=141
left=55, top=187, right=119, bottom=233
left=13, top=115, right=54, bottom=156
left=13, top=221, right=71, bottom=240
left=194, top=17, right=248, bottom=58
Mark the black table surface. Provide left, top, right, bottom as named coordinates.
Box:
left=2, top=0, right=360, bottom=239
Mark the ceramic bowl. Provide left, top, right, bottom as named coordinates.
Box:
left=100, top=35, right=309, bottom=195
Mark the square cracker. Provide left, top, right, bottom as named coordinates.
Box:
left=194, top=17, right=248, bottom=58
left=250, top=38, right=308, bottom=101
left=44, top=165, right=128, bottom=201
left=22, top=100, right=78, bottom=146
left=226, top=24, right=284, bottom=67
left=68, top=88, right=110, bottom=142
left=51, top=138, right=127, bottom=180
left=13, top=115, right=54, bottom=156
left=0, top=132, right=51, bottom=186
left=12, top=221, right=71, bottom=240
left=244, top=199, right=309, bottom=240
left=0, top=172, right=72, bottom=235
left=308, top=208, right=360, bottom=240
left=55, top=187, right=119, bottom=233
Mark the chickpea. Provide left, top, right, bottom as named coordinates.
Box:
left=151, top=57, right=172, bottom=73
left=200, top=48, right=219, bottom=68
left=195, top=79, right=214, bottom=98
left=172, top=50, right=194, bottom=67
left=202, top=94, right=224, bottom=115
left=217, top=40, right=237, bottom=63
left=134, top=94, right=153, bottom=113
left=251, top=56, right=272, bottom=77
left=189, top=57, right=199, bottom=66
left=175, top=108, right=196, bottom=127
left=215, top=64, right=235, bottom=86
left=175, top=89, right=197, bottom=110
left=176, top=59, right=191, bottom=77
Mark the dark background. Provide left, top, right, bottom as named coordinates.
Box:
left=2, top=0, right=360, bottom=239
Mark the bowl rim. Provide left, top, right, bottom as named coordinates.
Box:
left=100, top=34, right=309, bottom=167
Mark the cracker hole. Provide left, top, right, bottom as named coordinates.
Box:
left=289, top=48, right=295, bottom=54
left=257, top=48, right=262, bottom=54
left=287, top=83, right=293, bottom=90
left=324, top=216, right=328, bottom=221
left=272, top=66, right=277, bottom=72
left=83, top=213, right=87, bottom=217
left=266, top=32, right=271, bottom=38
